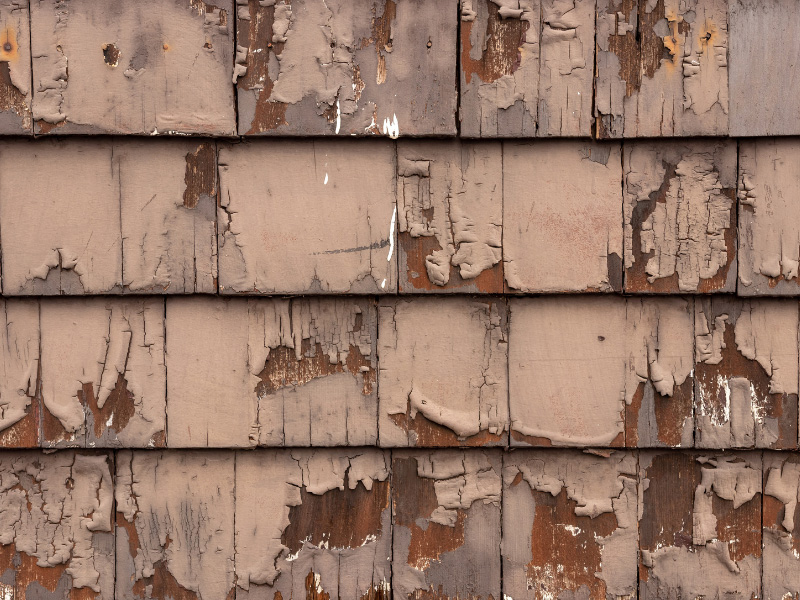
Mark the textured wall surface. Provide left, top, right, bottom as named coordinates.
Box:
left=1, top=1, right=800, bottom=599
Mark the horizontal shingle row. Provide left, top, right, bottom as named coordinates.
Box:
left=0, top=0, right=794, bottom=137
left=0, top=294, right=798, bottom=450
left=3, top=137, right=800, bottom=296
left=1, top=447, right=794, bottom=599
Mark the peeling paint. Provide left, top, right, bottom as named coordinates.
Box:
left=0, top=451, right=114, bottom=598
left=0, top=2, right=31, bottom=133
left=120, top=140, right=219, bottom=294
left=30, top=0, right=236, bottom=134
left=0, top=300, right=40, bottom=449
left=738, top=139, right=800, bottom=295
left=236, top=449, right=391, bottom=599
left=379, top=298, right=508, bottom=447
left=460, top=0, right=594, bottom=138
left=236, top=0, right=457, bottom=136
left=639, top=451, right=762, bottom=599
left=392, top=450, right=501, bottom=599
left=503, top=450, right=638, bottom=600
left=115, top=450, right=235, bottom=600
left=40, top=298, right=167, bottom=449
left=695, top=298, right=799, bottom=449
left=595, top=0, right=728, bottom=138
left=167, top=297, right=377, bottom=447
left=397, top=140, right=503, bottom=293
left=0, top=140, right=123, bottom=295
left=624, top=140, right=737, bottom=293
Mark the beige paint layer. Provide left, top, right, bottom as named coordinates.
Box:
left=119, top=140, right=218, bottom=294
left=0, top=300, right=39, bottom=444
left=378, top=297, right=508, bottom=446
left=738, top=139, right=800, bottom=295
left=235, top=449, right=391, bottom=599
left=503, top=141, right=623, bottom=293
left=31, top=0, right=235, bottom=135
left=218, top=140, right=396, bottom=294
left=40, top=298, right=166, bottom=448
left=115, top=450, right=235, bottom=600
left=0, top=139, right=122, bottom=295
left=397, top=140, right=503, bottom=292
left=167, top=296, right=377, bottom=448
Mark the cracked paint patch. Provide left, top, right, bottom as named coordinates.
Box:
left=694, top=298, right=799, bottom=450
left=30, top=0, right=236, bottom=134
left=235, top=448, right=391, bottom=599
left=167, top=296, right=377, bottom=448
left=0, top=451, right=114, bottom=599
left=392, top=449, right=501, bottom=599
left=503, top=141, right=623, bottom=293
left=503, top=450, right=638, bottom=600
left=460, top=0, right=594, bottom=138
left=217, top=140, right=396, bottom=294
left=235, top=0, right=456, bottom=136
left=115, top=450, right=235, bottom=600
left=40, top=298, right=166, bottom=449
left=639, top=451, right=761, bottom=599
left=378, top=297, right=508, bottom=447
left=624, top=140, right=737, bottom=293
left=397, top=140, right=503, bottom=293
left=595, top=0, right=728, bottom=138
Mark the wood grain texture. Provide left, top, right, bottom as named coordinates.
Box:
left=460, top=0, right=595, bottom=138
left=595, top=0, right=729, bottom=138
left=639, top=451, right=762, bottom=600
left=695, top=298, right=799, bottom=449
left=391, top=449, right=502, bottom=599
left=236, top=0, right=457, bottom=136
left=0, top=0, right=31, bottom=133
left=503, top=449, right=638, bottom=600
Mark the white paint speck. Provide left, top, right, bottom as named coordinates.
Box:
left=324, top=173, right=328, bottom=185
left=335, top=99, right=341, bottom=134
left=106, top=414, right=114, bottom=427
left=314, top=573, right=323, bottom=594
left=381, top=206, right=397, bottom=290
left=387, top=206, right=397, bottom=262
left=718, top=374, right=731, bottom=424
left=382, top=113, right=399, bottom=138
left=1, top=583, right=13, bottom=600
